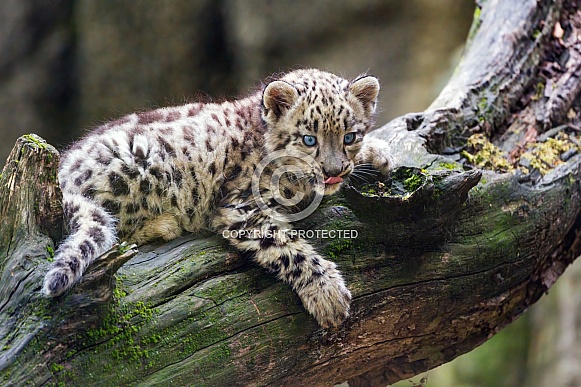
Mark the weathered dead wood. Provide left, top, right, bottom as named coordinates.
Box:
left=1, top=0, right=581, bottom=386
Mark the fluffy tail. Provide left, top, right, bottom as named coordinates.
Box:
left=42, top=193, right=117, bottom=296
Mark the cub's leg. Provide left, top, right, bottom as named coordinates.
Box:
left=213, top=192, right=351, bottom=328
left=42, top=193, right=117, bottom=296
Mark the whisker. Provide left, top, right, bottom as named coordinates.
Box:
left=353, top=163, right=374, bottom=169
left=351, top=169, right=379, bottom=177
left=348, top=172, right=373, bottom=183
left=353, top=165, right=379, bottom=173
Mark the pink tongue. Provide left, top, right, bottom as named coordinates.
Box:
left=324, top=176, right=343, bottom=185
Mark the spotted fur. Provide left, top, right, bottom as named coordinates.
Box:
left=42, top=69, right=386, bottom=328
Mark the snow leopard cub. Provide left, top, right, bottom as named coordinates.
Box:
left=42, top=69, right=387, bottom=328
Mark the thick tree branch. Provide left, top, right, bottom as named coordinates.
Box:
left=1, top=0, right=581, bottom=386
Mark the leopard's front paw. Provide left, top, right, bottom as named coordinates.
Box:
left=298, top=267, right=352, bottom=328
left=42, top=265, right=75, bottom=297
left=355, top=137, right=393, bottom=177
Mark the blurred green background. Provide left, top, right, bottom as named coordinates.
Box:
left=1, top=1, right=579, bottom=386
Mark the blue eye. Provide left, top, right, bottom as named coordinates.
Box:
left=303, top=135, right=317, bottom=147
left=344, top=133, right=356, bottom=145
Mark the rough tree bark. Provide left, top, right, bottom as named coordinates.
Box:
left=1, top=0, right=580, bottom=386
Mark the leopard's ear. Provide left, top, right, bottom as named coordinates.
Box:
left=263, top=81, right=299, bottom=119
left=349, top=75, right=380, bottom=115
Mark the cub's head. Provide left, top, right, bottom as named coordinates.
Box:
left=261, top=69, right=380, bottom=196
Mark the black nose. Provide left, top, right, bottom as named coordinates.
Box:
left=322, top=166, right=343, bottom=177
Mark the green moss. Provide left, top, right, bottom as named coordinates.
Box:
left=326, top=238, right=354, bottom=260
left=531, top=81, right=545, bottom=101
left=359, top=167, right=427, bottom=198
left=463, top=133, right=513, bottom=172
left=22, top=134, right=49, bottom=150
left=438, top=162, right=459, bottom=170
left=47, top=247, right=307, bottom=385
left=46, top=245, right=55, bottom=260
left=403, top=173, right=423, bottom=192
left=113, top=286, right=127, bottom=299
left=117, top=241, right=134, bottom=254
left=64, top=350, right=77, bottom=359
left=50, top=364, right=64, bottom=373
left=477, top=97, right=488, bottom=113
left=80, top=278, right=158, bottom=372
left=519, top=132, right=578, bottom=175
left=467, top=6, right=483, bottom=41
left=464, top=124, right=579, bottom=176
left=132, top=275, right=262, bottom=370
left=30, top=297, right=52, bottom=319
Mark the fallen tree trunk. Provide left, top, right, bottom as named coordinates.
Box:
left=1, top=0, right=580, bottom=386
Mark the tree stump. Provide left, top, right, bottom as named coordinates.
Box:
left=1, top=0, right=581, bottom=386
